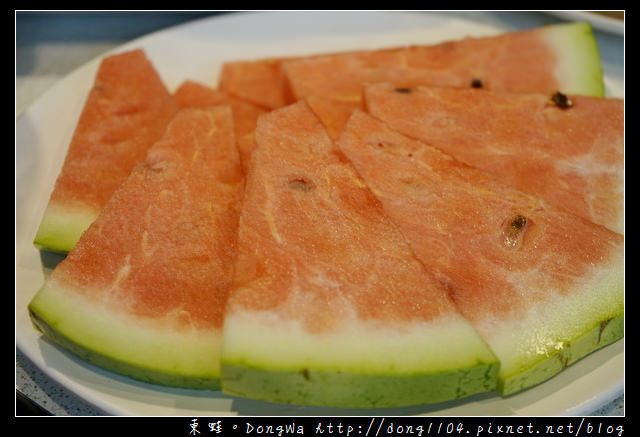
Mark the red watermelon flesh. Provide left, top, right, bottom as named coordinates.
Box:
left=336, top=110, right=624, bottom=395
left=34, top=49, right=179, bottom=254
left=28, top=106, right=245, bottom=388
left=363, top=83, right=624, bottom=234
left=306, top=95, right=363, bottom=141
left=220, top=100, right=498, bottom=407
left=174, top=80, right=267, bottom=172
left=218, top=56, right=300, bottom=110
left=217, top=48, right=393, bottom=110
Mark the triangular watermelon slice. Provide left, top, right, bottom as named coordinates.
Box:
left=220, top=100, right=498, bottom=408
left=283, top=22, right=604, bottom=107
left=34, top=49, right=179, bottom=254
left=28, top=106, right=244, bottom=389
left=336, top=110, right=624, bottom=395
left=363, top=83, right=624, bottom=234
left=219, top=22, right=604, bottom=117
left=173, top=80, right=267, bottom=172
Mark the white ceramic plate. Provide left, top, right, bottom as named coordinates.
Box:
left=15, top=11, right=624, bottom=417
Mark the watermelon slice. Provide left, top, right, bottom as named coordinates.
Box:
left=283, top=22, right=604, bottom=108
left=174, top=80, right=267, bottom=171
left=363, top=83, right=624, bottom=234
left=28, top=106, right=244, bottom=389
left=220, top=22, right=603, bottom=118
left=33, top=49, right=178, bottom=254
left=220, top=100, right=498, bottom=408
left=336, top=110, right=624, bottom=395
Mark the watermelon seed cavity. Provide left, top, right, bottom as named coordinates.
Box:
left=502, top=214, right=529, bottom=249
left=288, top=177, right=315, bottom=192
left=550, top=91, right=573, bottom=109
left=471, top=78, right=484, bottom=88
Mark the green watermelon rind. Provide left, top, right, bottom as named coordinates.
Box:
left=222, top=361, right=499, bottom=408
left=220, top=312, right=500, bottom=407
left=33, top=203, right=99, bottom=254
left=28, top=279, right=222, bottom=390
left=493, top=255, right=624, bottom=395
left=541, top=22, right=605, bottom=97
left=500, top=315, right=623, bottom=396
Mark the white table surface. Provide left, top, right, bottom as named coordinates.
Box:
left=15, top=10, right=624, bottom=417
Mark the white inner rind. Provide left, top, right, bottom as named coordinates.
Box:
left=479, top=249, right=624, bottom=380
left=221, top=305, right=497, bottom=374
left=30, top=277, right=222, bottom=379
left=540, top=22, right=605, bottom=96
